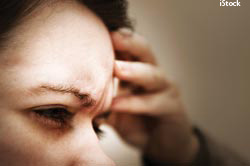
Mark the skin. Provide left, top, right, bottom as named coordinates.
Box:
left=0, top=1, right=199, bottom=166
left=0, top=1, right=115, bottom=166
left=109, top=30, right=199, bottom=163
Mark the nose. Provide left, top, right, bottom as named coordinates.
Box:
left=68, top=122, right=116, bottom=166
left=70, top=151, right=116, bottom=166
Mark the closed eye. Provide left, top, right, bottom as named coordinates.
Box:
left=30, top=105, right=109, bottom=138
left=31, top=106, right=74, bottom=129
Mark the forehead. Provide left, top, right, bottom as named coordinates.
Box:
left=1, top=1, right=114, bottom=97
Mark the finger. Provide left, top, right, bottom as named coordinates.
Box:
left=115, top=60, right=168, bottom=91
left=111, top=28, right=157, bottom=65
left=110, top=91, right=181, bottom=116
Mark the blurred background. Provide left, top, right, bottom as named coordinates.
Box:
left=100, top=0, right=250, bottom=165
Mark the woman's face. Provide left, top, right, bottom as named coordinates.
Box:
left=0, top=1, right=115, bottom=166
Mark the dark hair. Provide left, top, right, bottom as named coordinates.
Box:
left=0, top=0, right=132, bottom=47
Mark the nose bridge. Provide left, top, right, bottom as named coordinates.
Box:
left=72, top=140, right=116, bottom=166
left=69, top=123, right=115, bottom=166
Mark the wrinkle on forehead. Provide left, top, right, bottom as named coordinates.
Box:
left=0, top=0, right=114, bottom=67
left=0, top=0, right=115, bottom=111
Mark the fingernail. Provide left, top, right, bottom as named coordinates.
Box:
left=118, top=28, right=133, bottom=37
left=115, top=61, right=130, bottom=77
left=115, top=61, right=124, bottom=71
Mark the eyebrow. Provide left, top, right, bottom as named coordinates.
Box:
left=30, top=84, right=97, bottom=107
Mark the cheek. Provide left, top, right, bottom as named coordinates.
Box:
left=0, top=110, right=49, bottom=166
left=0, top=111, right=102, bottom=166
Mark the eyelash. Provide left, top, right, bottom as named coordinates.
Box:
left=31, top=107, right=104, bottom=135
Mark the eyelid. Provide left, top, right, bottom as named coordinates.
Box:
left=28, top=104, right=73, bottom=113
left=32, top=104, right=64, bottom=109
left=30, top=106, right=74, bottom=129
left=29, top=105, right=106, bottom=137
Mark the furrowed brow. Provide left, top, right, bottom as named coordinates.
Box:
left=30, top=84, right=96, bottom=107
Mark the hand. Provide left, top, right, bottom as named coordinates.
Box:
left=107, top=29, right=199, bottom=163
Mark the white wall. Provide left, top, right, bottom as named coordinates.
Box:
left=101, top=0, right=250, bottom=165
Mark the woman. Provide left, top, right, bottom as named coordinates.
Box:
left=0, top=0, right=248, bottom=166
